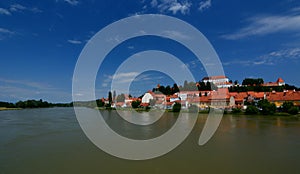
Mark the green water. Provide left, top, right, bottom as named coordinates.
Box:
left=1, top=107, right=300, bottom=174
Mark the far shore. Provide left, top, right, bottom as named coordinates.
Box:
left=0, top=107, right=22, bottom=111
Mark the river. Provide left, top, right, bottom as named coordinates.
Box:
left=1, top=107, right=300, bottom=174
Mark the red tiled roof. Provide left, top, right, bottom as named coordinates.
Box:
left=277, top=77, right=284, bottom=83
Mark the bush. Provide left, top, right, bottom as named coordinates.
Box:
left=245, top=105, right=259, bottom=115
left=231, top=108, right=242, bottom=114
left=282, top=101, right=294, bottom=113
left=288, top=106, right=299, bottom=115
left=131, top=100, right=141, bottom=109
left=172, top=103, right=181, bottom=112
left=258, top=99, right=276, bottom=115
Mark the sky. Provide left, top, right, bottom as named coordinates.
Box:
left=1, top=0, right=300, bottom=102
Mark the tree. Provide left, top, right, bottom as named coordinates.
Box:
left=288, top=106, right=299, bottom=115
left=113, top=90, right=116, bottom=102
left=116, top=93, right=125, bottom=102
left=131, top=100, right=141, bottom=108
left=234, top=80, right=239, bottom=86
left=108, top=91, right=112, bottom=105
left=96, top=99, right=105, bottom=107
left=282, top=101, right=294, bottom=113
left=172, top=83, right=179, bottom=93
left=172, top=103, right=181, bottom=112
left=242, top=78, right=264, bottom=86
left=245, top=105, right=259, bottom=114
left=257, top=99, right=276, bottom=115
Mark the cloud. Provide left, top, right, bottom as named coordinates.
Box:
left=198, top=0, right=211, bottom=11
left=0, top=28, right=14, bottom=40
left=150, top=0, right=192, bottom=15
left=0, top=8, right=11, bottom=15
left=0, top=4, right=42, bottom=16
left=10, top=4, right=26, bottom=12
left=162, top=30, right=191, bottom=40
left=0, top=78, right=72, bottom=102
left=67, top=39, right=82, bottom=44
left=222, top=12, right=300, bottom=40
left=224, top=48, right=300, bottom=66
left=64, top=0, right=80, bottom=6
left=109, top=72, right=139, bottom=83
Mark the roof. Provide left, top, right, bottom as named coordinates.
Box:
left=267, top=91, right=300, bottom=102
left=277, top=77, right=284, bottom=83
left=202, top=75, right=228, bottom=80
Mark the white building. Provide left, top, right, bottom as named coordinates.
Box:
left=142, top=92, right=154, bottom=104
left=202, top=75, right=233, bottom=88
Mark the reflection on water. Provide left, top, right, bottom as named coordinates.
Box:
left=1, top=108, right=300, bottom=174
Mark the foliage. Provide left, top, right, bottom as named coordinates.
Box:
left=231, top=108, right=242, bottom=114
left=153, top=83, right=180, bottom=95
left=245, top=105, right=259, bottom=115
left=288, top=106, right=299, bottom=115
left=105, top=103, right=111, bottom=109
left=96, top=99, right=105, bottom=107
left=172, top=103, right=181, bottom=112
left=108, top=91, right=112, bottom=105
left=282, top=101, right=294, bottom=113
left=116, top=93, right=125, bottom=102
left=257, top=99, right=276, bottom=115
left=131, top=100, right=141, bottom=108
left=242, top=78, right=264, bottom=86
left=0, top=101, right=16, bottom=108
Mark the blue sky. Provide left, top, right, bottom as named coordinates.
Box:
left=1, top=0, right=300, bottom=102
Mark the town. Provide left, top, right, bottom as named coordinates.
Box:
left=98, top=76, right=300, bottom=115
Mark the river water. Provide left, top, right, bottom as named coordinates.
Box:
left=1, top=107, right=300, bottom=174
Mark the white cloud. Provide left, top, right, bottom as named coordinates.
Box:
left=162, top=30, right=191, bottom=40
left=198, top=0, right=211, bottom=11
left=222, top=13, right=300, bottom=40
left=0, top=28, right=14, bottom=40
left=224, top=48, right=300, bottom=66
left=109, top=72, right=139, bottom=83
left=67, top=39, right=82, bottom=44
left=0, top=8, right=11, bottom=15
left=0, top=28, right=14, bottom=34
left=0, top=4, right=42, bottom=16
left=10, top=4, right=26, bottom=12
left=64, top=0, right=80, bottom=6
left=149, top=0, right=192, bottom=15
left=168, top=1, right=191, bottom=15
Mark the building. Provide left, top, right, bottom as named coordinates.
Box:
left=202, top=75, right=233, bottom=88
left=263, top=78, right=285, bottom=87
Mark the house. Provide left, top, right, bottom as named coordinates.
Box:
left=267, top=90, right=300, bottom=107
left=202, top=75, right=233, bottom=88
left=263, top=78, right=285, bottom=87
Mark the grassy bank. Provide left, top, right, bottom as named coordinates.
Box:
left=0, top=107, right=22, bottom=111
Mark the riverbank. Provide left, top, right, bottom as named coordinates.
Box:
left=0, top=107, right=22, bottom=111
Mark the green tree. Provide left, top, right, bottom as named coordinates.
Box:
left=108, top=91, right=112, bottom=105
left=245, top=105, right=259, bottom=115
left=282, top=101, right=294, bottom=113
left=257, top=99, right=276, bottom=115
left=116, top=93, right=125, bottom=102
left=131, top=100, right=141, bottom=108
left=288, top=106, right=299, bottom=115
left=172, top=103, right=181, bottom=112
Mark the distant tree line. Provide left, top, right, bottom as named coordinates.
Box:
left=152, top=80, right=217, bottom=95
left=0, top=99, right=73, bottom=108
left=230, top=78, right=299, bottom=92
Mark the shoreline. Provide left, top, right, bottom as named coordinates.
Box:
left=0, top=107, right=22, bottom=111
